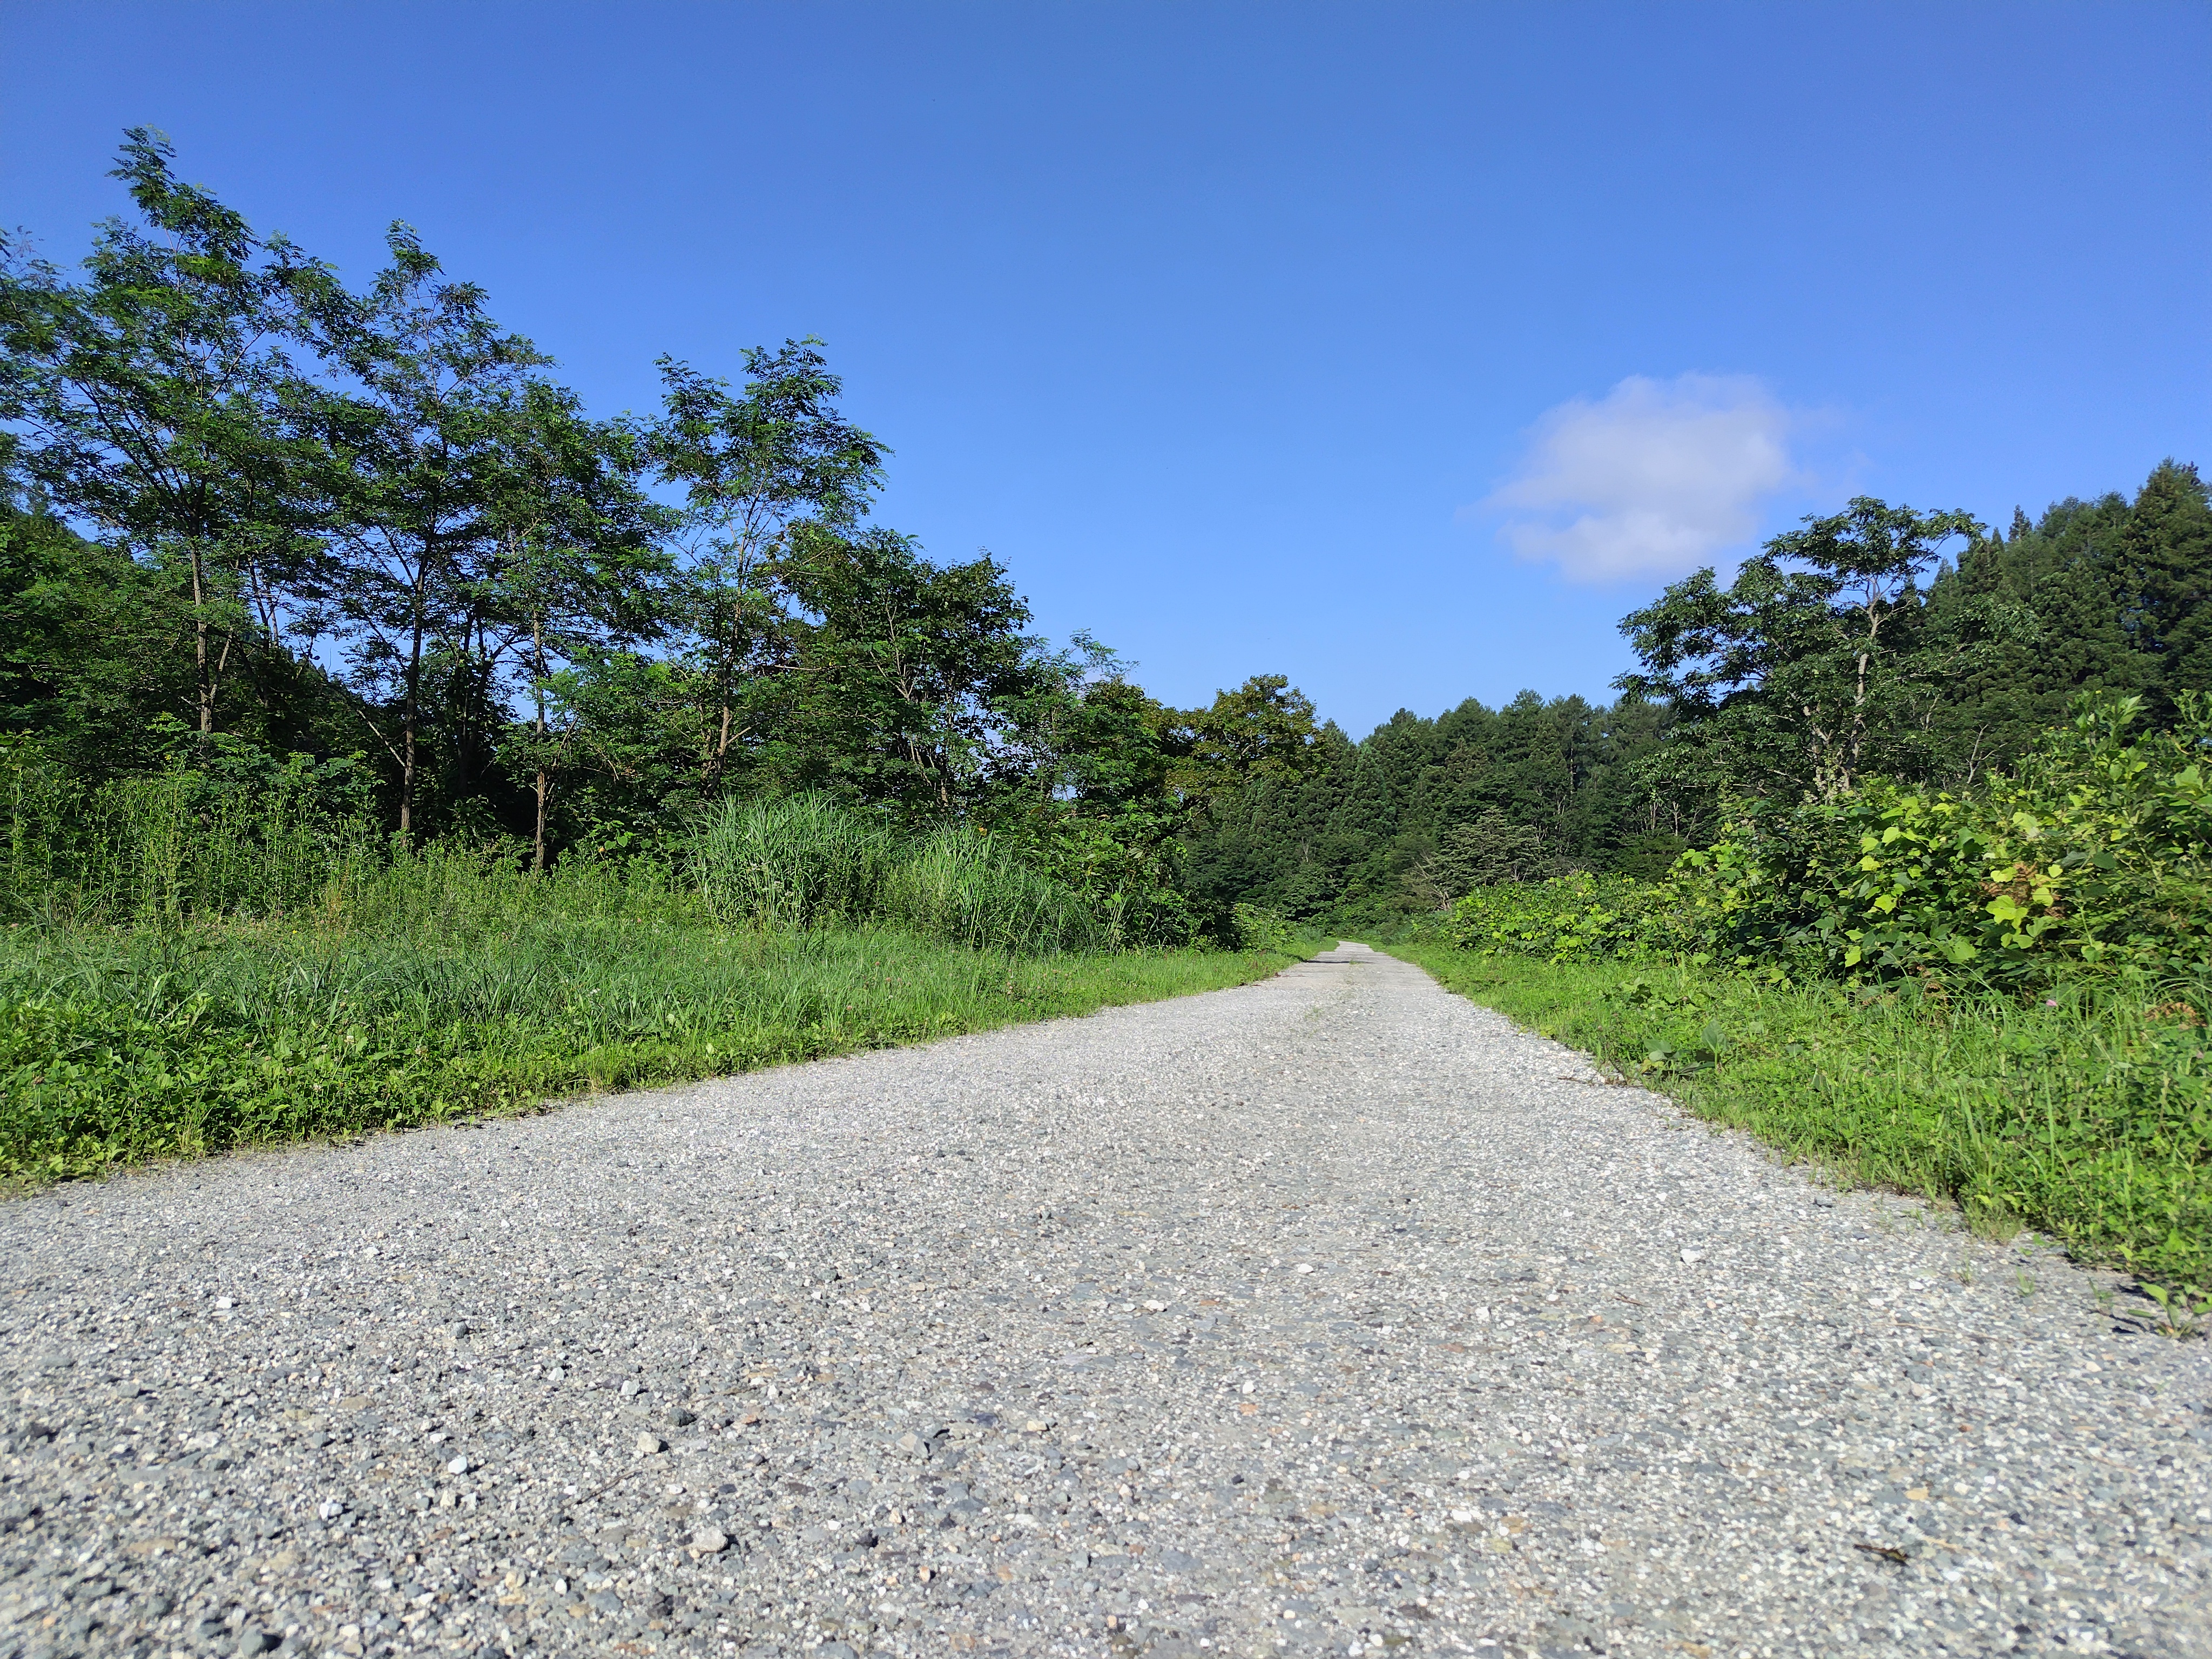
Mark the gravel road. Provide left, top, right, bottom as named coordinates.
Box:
left=4, top=943, right=2209, bottom=1659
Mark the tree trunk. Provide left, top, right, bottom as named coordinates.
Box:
left=400, top=612, right=424, bottom=840
left=532, top=614, right=549, bottom=874
left=188, top=542, right=215, bottom=736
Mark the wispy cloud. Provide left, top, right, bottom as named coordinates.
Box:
left=1479, top=373, right=1804, bottom=583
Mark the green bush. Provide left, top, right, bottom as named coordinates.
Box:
left=1445, top=870, right=1663, bottom=961
left=1673, top=693, right=2212, bottom=987
left=885, top=822, right=1111, bottom=954
left=6, top=744, right=1147, bottom=957
left=1441, top=693, right=2212, bottom=991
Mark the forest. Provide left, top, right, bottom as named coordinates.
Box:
left=5, top=136, right=2210, bottom=1305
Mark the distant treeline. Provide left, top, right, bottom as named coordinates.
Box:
left=1188, top=461, right=2212, bottom=926
left=3, top=131, right=2207, bottom=941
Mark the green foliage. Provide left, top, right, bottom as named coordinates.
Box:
left=0, top=916, right=1298, bottom=1185
left=692, top=792, right=895, bottom=933
left=1668, top=692, right=2212, bottom=986
left=1185, top=690, right=1680, bottom=926
left=1617, top=496, right=2020, bottom=805
left=1394, top=945, right=2212, bottom=1293
left=0, top=129, right=331, bottom=739
left=1225, top=902, right=1306, bottom=954
left=1415, top=807, right=1549, bottom=901
left=691, top=793, right=1131, bottom=954
left=1435, top=693, right=2212, bottom=993
left=3, top=133, right=1215, bottom=875
left=1929, top=462, right=2212, bottom=768
left=1444, top=870, right=1663, bottom=962
left=1178, top=674, right=1320, bottom=798
left=2, top=729, right=380, bottom=926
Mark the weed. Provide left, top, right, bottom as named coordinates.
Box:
left=2137, top=1282, right=2212, bottom=1339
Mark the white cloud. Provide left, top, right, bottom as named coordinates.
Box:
left=1479, top=373, right=1803, bottom=583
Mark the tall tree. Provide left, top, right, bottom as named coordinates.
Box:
left=781, top=525, right=1046, bottom=813
left=1924, top=461, right=2212, bottom=778
left=486, top=383, right=670, bottom=870
left=645, top=343, right=885, bottom=793
left=2120, top=459, right=2212, bottom=716
left=0, top=129, right=323, bottom=737
left=1181, top=675, right=1319, bottom=799
left=296, top=226, right=548, bottom=837
left=1617, top=497, right=2011, bottom=802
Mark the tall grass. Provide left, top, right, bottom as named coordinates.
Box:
left=692, top=791, right=893, bottom=932
left=4, top=748, right=380, bottom=927
left=0, top=768, right=1310, bottom=1182
left=5, top=756, right=1125, bottom=956
left=690, top=794, right=1119, bottom=952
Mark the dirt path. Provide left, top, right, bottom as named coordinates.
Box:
left=2, top=944, right=2206, bottom=1658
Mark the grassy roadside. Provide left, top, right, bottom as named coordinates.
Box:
left=1, top=920, right=1311, bottom=1185
left=1386, top=941, right=2212, bottom=1297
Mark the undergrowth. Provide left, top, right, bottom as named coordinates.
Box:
left=0, top=777, right=1316, bottom=1184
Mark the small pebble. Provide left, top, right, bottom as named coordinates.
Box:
left=0, top=943, right=2200, bottom=1656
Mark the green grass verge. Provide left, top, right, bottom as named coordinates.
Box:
left=1386, top=942, right=2212, bottom=1296
left=1, top=920, right=1309, bottom=1185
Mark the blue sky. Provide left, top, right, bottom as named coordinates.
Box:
left=5, top=2, right=2206, bottom=737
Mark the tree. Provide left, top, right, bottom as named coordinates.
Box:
left=1919, top=461, right=2211, bottom=781
left=0, top=129, right=325, bottom=738
left=1616, top=497, right=2015, bottom=802
left=295, top=226, right=549, bottom=837
left=645, top=343, right=884, bottom=793
left=1182, top=675, right=1319, bottom=799
left=781, top=526, right=1047, bottom=813
left=0, top=504, right=183, bottom=768
left=2119, top=459, right=2212, bottom=717
left=487, top=383, right=670, bottom=870
left=1411, top=808, right=1547, bottom=905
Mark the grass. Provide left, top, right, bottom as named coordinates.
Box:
left=0, top=914, right=1304, bottom=1185
left=692, top=793, right=1125, bottom=952
left=1, top=783, right=1319, bottom=1185
left=1387, top=941, right=2212, bottom=1297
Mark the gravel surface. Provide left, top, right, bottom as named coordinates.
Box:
left=3, top=942, right=2209, bottom=1659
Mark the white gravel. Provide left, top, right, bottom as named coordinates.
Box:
left=3, top=943, right=2209, bottom=1659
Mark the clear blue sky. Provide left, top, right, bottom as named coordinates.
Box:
left=5, top=2, right=2206, bottom=737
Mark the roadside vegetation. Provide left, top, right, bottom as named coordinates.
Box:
left=2, top=133, right=2207, bottom=1298
left=1393, top=946, right=2207, bottom=1298
left=0, top=134, right=1319, bottom=1183
left=0, top=785, right=1305, bottom=1183
left=1386, top=694, right=2212, bottom=1302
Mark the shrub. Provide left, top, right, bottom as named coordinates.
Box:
left=1673, top=692, right=2212, bottom=986
left=1445, top=871, right=1663, bottom=961
left=1441, top=693, right=2212, bottom=991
